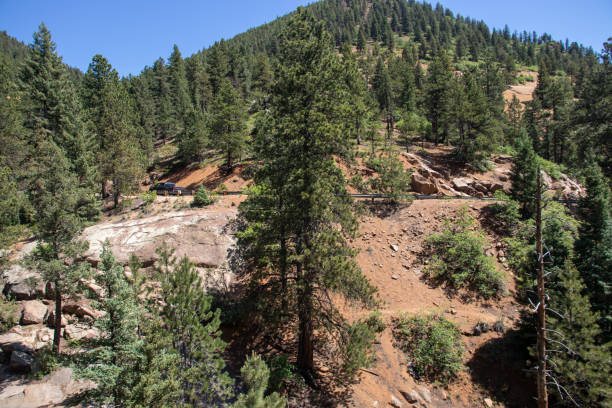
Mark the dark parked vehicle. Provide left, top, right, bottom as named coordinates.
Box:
left=149, top=182, right=188, bottom=196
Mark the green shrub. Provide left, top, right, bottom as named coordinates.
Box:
left=424, top=208, right=504, bottom=297
left=517, top=75, right=526, bottom=85
left=267, top=354, right=302, bottom=392
left=0, top=297, right=20, bottom=332
left=215, top=183, right=228, bottom=194
left=192, top=186, right=214, bottom=207
left=525, top=74, right=535, bottom=82
left=140, top=191, right=156, bottom=208
left=537, top=155, right=564, bottom=180
left=392, top=313, right=463, bottom=381
left=494, top=145, right=517, bottom=156
left=486, top=191, right=521, bottom=235
left=340, top=313, right=385, bottom=379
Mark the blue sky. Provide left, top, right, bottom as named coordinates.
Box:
left=1, top=1, right=610, bottom=77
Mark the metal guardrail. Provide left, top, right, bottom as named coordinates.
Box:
left=207, top=191, right=578, bottom=204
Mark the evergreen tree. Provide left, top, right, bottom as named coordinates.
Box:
left=155, top=248, right=234, bottom=405
left=96, top=68, right=144, bottom=207
left=547, top=263, right=612, bottom=407
left=424, top=51, right=452, bottom=145
left=252, top=52, right=273, bottom=94
left=168, top=44, right=191, bottom=121
left=239, top=7, right=376, bottom=379
left=356, top=28, right=367, bottom=53
left=21, top=24, right=97, bottom=192
left=534, top=60, right=553, bottom=109
left=575, top=163, right=612, bottom=336
left=510, top=135, right=538, bottom=218
left=451, top=70, right=496, bottom=163
left=28, top=140, right=91, bottom=353
left=177, top=108, right=208, bottom=164
left=78, top=243, right=143, bottom=406
left=372, top=57, right=394, bottom=134
left=209, top=78, right=247, bottom=168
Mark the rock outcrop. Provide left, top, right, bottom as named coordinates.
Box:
left=82, top=209, right=237, bottom=268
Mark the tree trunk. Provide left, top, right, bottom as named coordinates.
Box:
left=535, top=169, right=548, bottom=408
left=113, top=188, right=120, bottom=209
left=296, top=263, right=314, bottom=375
left=279, top=218, right=288, bottom=316
left=53, top=283, right=62, bottom=354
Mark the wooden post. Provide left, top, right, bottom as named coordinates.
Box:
left=535, top=168, right=548, bottom=408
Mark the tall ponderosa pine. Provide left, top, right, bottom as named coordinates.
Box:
left=575, top=162, right=612, bottom=337
left=209, top=79, right=247, bottom=168
left=547, top=263, right=612, bottom=407
left=510, top=135, right=538, bottom=219
left=21, top=23, right=94, bottom=177
left=372, top=57, right=394, bottom=134
left=239, top=7, right=376, bottom=378
left=28, top=140, right=91, bottom=353
left=424, top=51, right=452, bottom=145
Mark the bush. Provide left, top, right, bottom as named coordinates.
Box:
left=267, top=354, right=302, bottom=392
left=0, top=297, right=20, bottom=332
left=140, top=191, right=156, bottom=208
left=215, top=183, right=228, bottom=194
left=340, top=313, right=385, bottom=379
left=192, top=186, right=214, bottom=207
left=392, top=313, right=463, bottom=381
left=525, top=74, right=535, bottom=82
left=537, top=155, right=564, bottom=180
left=486, top=191, right=521, bottom=235
left=424, top=208, right=504, bottom=297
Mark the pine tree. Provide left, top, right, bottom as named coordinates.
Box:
left=177, top=108, right=208, bottom=164
left=372, top=57, right=394, bottom=134
left=95, top=68, right=144, bottom=207
left=168, top=44, right=191, bottom=121
left=239, top=7, right=376, bottom=379
left=155, top=247, right=233, bottom=405
left=77, top=243, right=143, bottom=406
left=21, top=23, right=97, bottom=193
left=510, top=135, right=538, bottom=219
left=547, top=263, right=612, bottom=407
left=233, top=353, right=286, bottom=408
left=424, top=51, right=452, bottom=145
left=357, top=28, right=367, bottom=53
left=534, top=60, right=553, bottom=109
left=28, top=140, right=91, bottom=353
left=451, top=70, right=496, bottom=163
left=209, top=78, right=247, bottom=168
left=575, top=162, right=612, bottom=337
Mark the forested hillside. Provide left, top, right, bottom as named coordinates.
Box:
left=0, top=1, right=611, bottom=407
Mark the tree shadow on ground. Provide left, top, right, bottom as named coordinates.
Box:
left=467, top=328, right=536, bottom=408
left=363, top=200, right=408, bottom=219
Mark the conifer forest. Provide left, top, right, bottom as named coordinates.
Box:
left=0, top=1, right=610, bottom=407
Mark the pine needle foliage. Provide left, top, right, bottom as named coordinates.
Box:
left=238, top=7, right=377, bottom=380
left=233, top=353, right=286, bottom=408
left=424, top=207, right=504, bottom=297
left=392, top=313, right=463, bottom=382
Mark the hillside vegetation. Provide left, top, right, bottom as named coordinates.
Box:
left=1, top=1, right=611, bottom=407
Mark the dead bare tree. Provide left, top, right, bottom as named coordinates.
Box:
left=535, top=167, right=548, bottom=408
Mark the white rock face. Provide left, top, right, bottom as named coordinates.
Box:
left=21, top=300, right=48, bottom=325
left=82, top=209, right=238, bottom=269
left=0, top=367, right=93, bottom=408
